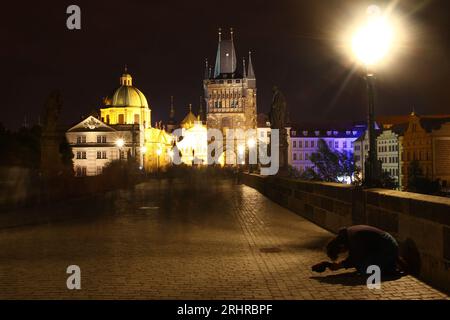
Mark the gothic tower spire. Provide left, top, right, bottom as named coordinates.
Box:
left=169, top=96, right=175, bottom=120
left=214, top=28, right=222, bottom=78
left=247, top=51, right=255, bottom=79
left=242, top=57, right=247, bottom=78
left=199, top=95, right=205, bottom=122
left=167, top=96, right=176, bottom=133
left=230, top=27, right=235, bottom=77
left=204, top=58, right=209, bottom=79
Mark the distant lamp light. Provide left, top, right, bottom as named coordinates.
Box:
left=351, top=5, right=394, bottom=66
left=157, top=149, right=162, bottom=156
left=247, top=138, right=256, bottom=149
left=238, top=145, right=245, bottom=155
left=140, top=146, right=147, bottom=154
left=115, top=138, right=125, bottom=148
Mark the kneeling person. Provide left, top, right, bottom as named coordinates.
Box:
left=312, top=225, right=404, bottom=275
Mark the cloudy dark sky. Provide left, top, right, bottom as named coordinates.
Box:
left=1, top=0, right=449, bottom=129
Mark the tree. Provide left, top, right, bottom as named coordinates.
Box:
left=59, top=136, right=74, bottom=176
left=407, top=160, right=440, bottom=195
left=379, top=170, right=398, bottom=189
left=303, top=139, right=358, bottom=183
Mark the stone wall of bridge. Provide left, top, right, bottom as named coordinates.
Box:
left=241, top=173, right=450, bottom=293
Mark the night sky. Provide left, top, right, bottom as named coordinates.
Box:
left=2, top=0, right=449, bottom=129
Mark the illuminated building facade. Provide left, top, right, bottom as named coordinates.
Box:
left=175, top=105, right=208, bottom=165
left=66, top=70, right=172, bottom=176
left=400, top=113, right=450, bottom=189
left=376, top=126, right=404, bottom=188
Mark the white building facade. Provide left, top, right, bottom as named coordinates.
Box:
left=377, top=128, right=403, bottom=188
left=66, top=116, right=138, bottom=176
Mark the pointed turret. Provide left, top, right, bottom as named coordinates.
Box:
left=247, top=51, right=255, bottom=79
left=230, top=27, right=235, bottom=77
left=204, top=59, right=209, bottom=79
left=214, top=28, right=222, bottom=78
left=198, top=95, right=205, bottom=122
left=169, top=96, right=175, bottom=121
left=242, top=57, right=247, bottom=78
left=167, top=96, right=176, bottom=133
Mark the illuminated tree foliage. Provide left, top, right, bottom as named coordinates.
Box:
left=300, top=139, right=357, bottom=183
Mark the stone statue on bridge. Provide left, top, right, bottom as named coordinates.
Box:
left=40, top=91, right=64, bottom=177
left=268, top=86, right=289, bottom=174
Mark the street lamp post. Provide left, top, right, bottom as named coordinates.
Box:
left=365, top=70, right=378, bottom=187
left=351, top=5, right=394, bottom=187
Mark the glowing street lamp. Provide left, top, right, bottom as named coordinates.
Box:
left=115, top=138, right=125, bottom=148
left=116, top=138, right=125, bottom=160
left=351, top=5, right=395, bottom=187
left=237, top=144, right=245, bottom=155
left=247, top=138, right=256, bottom=173
left=352, top=5, right=394, bottom=67
left=247, top=138, right=256, bottom=149
left=156, top=148, right=162, bottom=173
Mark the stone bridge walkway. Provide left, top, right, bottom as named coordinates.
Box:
left=0, top=178, right=447, bottom=299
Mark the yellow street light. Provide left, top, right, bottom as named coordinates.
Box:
left=237, top=144, right=245, bottom=155
left=156, top=149, right=162, bottom=156
left=351, top=5, right=394, bottom=67
left=247, top=138, right=256, bottom=149
left=115, top=138, right=125, bottom=148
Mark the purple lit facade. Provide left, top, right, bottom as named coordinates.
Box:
left=289, top=125, right=366, bottom=173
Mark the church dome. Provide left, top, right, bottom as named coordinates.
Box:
left=106, top=71, right=149, bottom=109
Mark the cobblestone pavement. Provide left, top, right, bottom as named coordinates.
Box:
left=0, top=178, right=448, bottom=299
